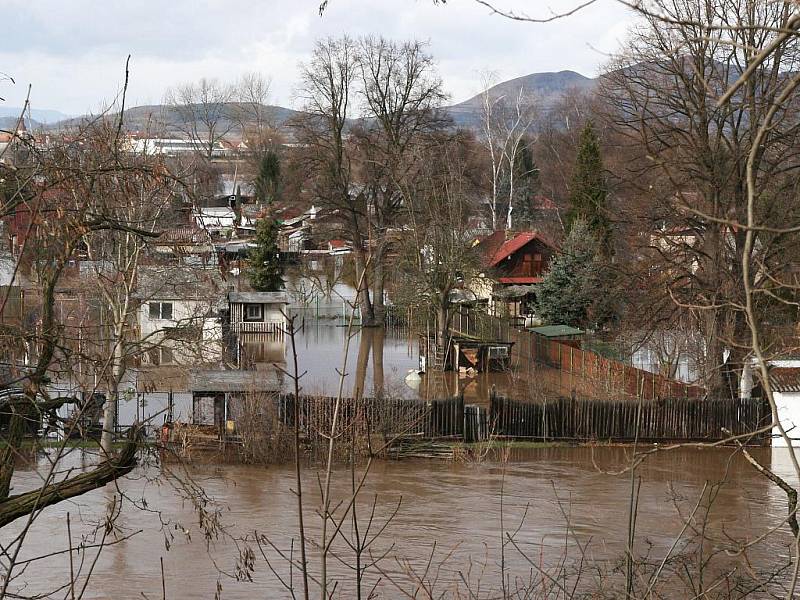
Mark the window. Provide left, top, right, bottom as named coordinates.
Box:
left=149, top=302, right=173, bottom=320
left=245, top=304, right=263, bottom=322
left=147, top=346, right=174, bottom=365
left=487, top=346, right=509, bottom=359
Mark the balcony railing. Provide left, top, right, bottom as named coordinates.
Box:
left=230, top=320, right=285, bottom=334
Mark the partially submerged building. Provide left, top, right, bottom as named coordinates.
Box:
left=189, top=368, right=282, bottom=433
left=136, top=266, right=226, bottom=366
left=227, top=291, right=288, bottom=335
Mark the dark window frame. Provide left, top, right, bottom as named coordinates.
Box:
left=244, top=303, right=264, bottom=322
left=149, top=302, right=173, bottom=320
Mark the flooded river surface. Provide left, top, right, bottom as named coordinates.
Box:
left=3, top=446, right=798, bottom=598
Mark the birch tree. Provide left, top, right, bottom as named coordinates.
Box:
left=77, top=126, right=174, bottom=454
left=479, top=76, right=538, bottom=230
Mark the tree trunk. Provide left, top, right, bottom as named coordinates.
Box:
left=353, top=331, right=372, bottom=400
left=725, top=310, right=750, bottom=400
left=435, top=301, right=450, bottom=371
left=371, top=329, right=385, bottom=398
left=101, top=341, right=124, bottom=455
left=701, top=224, right=726, bottom=398
left=353, top=248, right=376, bottom=326
left=0, top=436, right=138, bottom=527
left=506, top=155, right=515, bottom=230
left=372, top=243, right=386, bottom=326
left=702, top=309, right=726, bottom=398
left=0, top=402, right=29, bottom=500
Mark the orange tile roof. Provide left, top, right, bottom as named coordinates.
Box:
left=477, top=231, right=557, bottom=268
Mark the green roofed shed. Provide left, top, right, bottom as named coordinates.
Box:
left=528, top=325, right=584, bottom=339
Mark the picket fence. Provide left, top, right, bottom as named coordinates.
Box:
left=277, top=393, right=770, bottom=445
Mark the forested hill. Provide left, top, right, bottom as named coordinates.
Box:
left=28, top=69, right=600, bottom=136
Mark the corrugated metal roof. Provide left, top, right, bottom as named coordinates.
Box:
left=770, top=368, right=800, bottom=393
left=189, top=369, right=281, bottom=393
left=228, top=291, right=288, bottom=304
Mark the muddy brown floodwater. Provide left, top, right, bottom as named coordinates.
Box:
left=2, top=446, right=798, bottom=598
left=280, top=322, right=589, bottom=403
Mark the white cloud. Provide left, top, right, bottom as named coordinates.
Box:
left=0, top=0, right=636, bottom=115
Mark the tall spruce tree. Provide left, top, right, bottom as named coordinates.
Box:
left=508, top=138, right=540, bottom=227
left=565, top=122, right=610, bottom=253
left=248, top=217, right=284, bottom=292
left=536, top=219, right=598, bottom=328
left=254, top=150, right=281, bottom=205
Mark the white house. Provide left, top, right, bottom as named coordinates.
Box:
left=740, top=358, right=800, bottom=447
left=136, top=266, right=226, bottom=366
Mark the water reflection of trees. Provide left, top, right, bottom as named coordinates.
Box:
left=353, top=328, right=385, bottom=399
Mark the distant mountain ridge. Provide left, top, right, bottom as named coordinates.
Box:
left=446, top=70, right=597, bottom=128
left=0, top=106, right=74, bottom=123
left=48, top=102, right=303, bottom=136
left=14, top=69, right=599, bottom=137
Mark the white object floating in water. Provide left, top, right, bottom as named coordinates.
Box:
left=405, top=369, right=422, bottom=389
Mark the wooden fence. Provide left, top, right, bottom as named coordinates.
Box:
left=450, top=308, right=704, bottom=400
left=278, top=395, right=464, bottom=443
left=276, top=393, right=770, bottom=446
left=486, top=395, right=771, bottom=444
left=509, top=329, right=705, bottom=400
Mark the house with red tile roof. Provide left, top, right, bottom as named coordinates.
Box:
left=471, top=230, right=559, bottom=320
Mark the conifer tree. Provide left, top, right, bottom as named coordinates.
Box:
left=254, top=150, right=281, bottom=205
left=565, top=122, right=610, bottom=252
left=248, top=217, right=284, bottom=292
left=507, top=138, right=540, bottom=227
left=536, top=219, right=597, bottom=328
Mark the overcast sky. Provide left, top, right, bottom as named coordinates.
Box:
left=1, top=0, right=635, bottom=117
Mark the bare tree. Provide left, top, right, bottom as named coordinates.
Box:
left=499, top=88, right=538, bottom=229
left=600, top=0, right=800, bottom=398
left=0, top=125, right=155, bottom=525
left=293, top=36, right=378, bottom=325
left=395, top=132, right=482, bottom=365
left=354, top=36, right=448, bottom=322
left=480, top=71, right=507, bottom=231
left=165, top=77, right=238, bottom=160
left=479, top=75, right=538, bottom=230
left=236, top=71, right=274, bottom=151
left=73, top=127, right=176, bottom=454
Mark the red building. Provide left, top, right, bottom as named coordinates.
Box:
left=473, top=230, right=559, bottom=320
left=477, top=230, right=557, bottom=283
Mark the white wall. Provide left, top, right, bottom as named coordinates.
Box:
left=773, top=390, right=800, bottom=447
left=264, top=305, right=285, bottom=323
left=139, top=299, right=222, bottom=365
